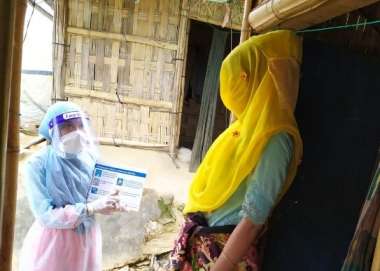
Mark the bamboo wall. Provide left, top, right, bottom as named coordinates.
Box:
left=63, top=0, right=187, bottom=149
left=59, top=0, right=243, bottom=150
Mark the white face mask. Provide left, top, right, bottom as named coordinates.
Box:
left=59, top=130, right=87, bottom=155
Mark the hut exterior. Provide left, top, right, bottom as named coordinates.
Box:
left=53, top=0, right=244, bottom=153
left=1, top=1, right=380, bottom=271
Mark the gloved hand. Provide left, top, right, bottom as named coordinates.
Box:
left=115, top=199, right=129, bottom=212
left=86, top=191, right=119, bottom=215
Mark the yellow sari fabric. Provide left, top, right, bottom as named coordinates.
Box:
left=184, top=30, right=303, bottom=214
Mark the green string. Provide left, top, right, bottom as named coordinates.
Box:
left=297, top=19, right=380, bottom=33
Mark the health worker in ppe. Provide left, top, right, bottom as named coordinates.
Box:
left=19, top=102, right=119, bottom=271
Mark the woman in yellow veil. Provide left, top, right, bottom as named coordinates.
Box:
left=171, top=30, right=303, bottom=271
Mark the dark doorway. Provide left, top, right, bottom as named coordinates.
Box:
left=179, top=20, right=239, bottom=149
left=263, top=37, right=380, bottom=271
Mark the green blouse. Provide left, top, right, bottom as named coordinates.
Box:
left=206, top=132, right=294, bottom=226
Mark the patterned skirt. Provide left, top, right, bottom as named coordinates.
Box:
left=170, top=213, right=261, bottom=271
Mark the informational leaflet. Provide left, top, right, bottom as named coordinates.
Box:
left=87, top=162, right=148, bottom=211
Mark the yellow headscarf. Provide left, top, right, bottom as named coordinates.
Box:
left=184, top=30, right=303, bottom=214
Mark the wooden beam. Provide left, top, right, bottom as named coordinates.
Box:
left=67, top=27, right=179, bottom=51
left=65, top=87, right=173, bottom=109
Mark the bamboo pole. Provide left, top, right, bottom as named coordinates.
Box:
left=248, top=0, right=379, bottom=33
left=0, top=1, right=26, bottom=270
left=174, top=20, right=191, bottom=151
left=53, top=0, right=68, bottom=102
left=240, top=0, right=254, bottom=43
left=170, top=0, right=190, bottom=156
left=229, top=0, right=254, bottom=124
left=371, top=226, right=380, bottom=271
left=67, top=27, right=179, bottom=51
left=65, top=87, right=173, bottom=109
left=0, top=0, right=17, bottom=261
left=98, top=137, right=169, bottom=150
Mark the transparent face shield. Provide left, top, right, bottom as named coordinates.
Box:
left=48, top=111, right=99, bottom=160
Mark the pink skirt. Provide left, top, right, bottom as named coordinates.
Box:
left=19, top=221, right=102, bottom=271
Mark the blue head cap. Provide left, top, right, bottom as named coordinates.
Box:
left=39, top=102, right=82, bottom=140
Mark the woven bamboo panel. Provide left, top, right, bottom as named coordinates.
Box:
left=188, top=0, right=244, bottom=30
left=69, top=96, right=171, bottom=145
left=63, top=0, right=184, bottom=147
